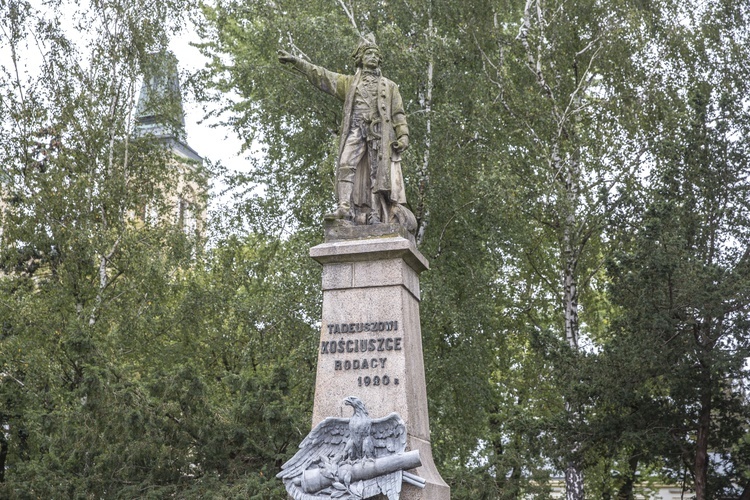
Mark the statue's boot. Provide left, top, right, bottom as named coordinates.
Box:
left=324, top=166, right=355, bottom=220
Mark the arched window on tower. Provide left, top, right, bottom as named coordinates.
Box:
left=177, top=187, right=200, bottom=238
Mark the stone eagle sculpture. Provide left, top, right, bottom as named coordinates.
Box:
left=277, top=396, right=425, bottom=499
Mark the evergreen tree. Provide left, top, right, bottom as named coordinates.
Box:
left=606, top=1, right=750, bottom=495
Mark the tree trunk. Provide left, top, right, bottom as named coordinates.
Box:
left=565, top=461, right=584, bottom=500
left=616, top=455, right=639, bottom=500
left=0, top=429, right=7, bottom=483
left=563, top=154, right=584, bottom=500
left=415, top=5, right=434, bottom=247
left=738, top=481, right=750, bottom=500
left=563, top=249, right=579, bottom=350
left=693, top=383, right=711, bottom=499
left=562, top=153, right=580, bottom=352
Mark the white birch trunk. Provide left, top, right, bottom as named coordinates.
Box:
left=416, top=6, right=434, bottom=247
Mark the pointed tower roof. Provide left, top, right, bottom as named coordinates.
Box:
left=135, top=52, right=202, bottom=163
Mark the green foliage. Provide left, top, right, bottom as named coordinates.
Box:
left=599, top=0, right=750, bottom=495
left=3, top=0, right=750, bottom=497
left=0, top=0, right=317, bottom=497
left=195, top=0, right=750, bottom=497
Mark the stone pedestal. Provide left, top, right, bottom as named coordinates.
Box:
left=309, top=223, right=450, bottom=500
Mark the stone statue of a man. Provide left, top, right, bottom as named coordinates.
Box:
left=279, top=35, right=415, bottom=231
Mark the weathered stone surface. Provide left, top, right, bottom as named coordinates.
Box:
left=309, top=234, right=450, bottom=499
left=323, top=221, right=416, bottom=246
left=320, top=259, right=421, bottom=300
left=312, top=228, right=428, bottom=273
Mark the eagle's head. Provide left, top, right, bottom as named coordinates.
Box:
left=344, top=396, right=369, bottom=416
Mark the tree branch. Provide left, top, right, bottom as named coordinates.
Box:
left=89, top=235, right=122, bottom=326
left=335, top=0, right=359, bottom=33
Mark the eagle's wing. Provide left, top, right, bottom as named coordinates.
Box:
left=276, top=416, right=350, bottom=481
left=370, top=412, right=407, bottom=457
left=356, top=413, right=407, bottom=500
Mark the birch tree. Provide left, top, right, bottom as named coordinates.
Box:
left=470, top=1, right=648, bottom=496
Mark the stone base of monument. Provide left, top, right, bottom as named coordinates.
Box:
left=308, top=223, right=450, bottom=499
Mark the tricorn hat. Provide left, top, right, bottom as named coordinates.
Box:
left=351, top=33, right=381, bottom=64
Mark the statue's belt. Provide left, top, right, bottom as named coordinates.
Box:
left=368, top=118, right=382, bottom=142
left=352, top=114, right=382, bottom=143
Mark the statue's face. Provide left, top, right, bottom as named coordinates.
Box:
left=361, top=48, right=381, bottom=69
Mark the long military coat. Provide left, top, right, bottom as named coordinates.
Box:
left=293, top=60, right=409, bottom=206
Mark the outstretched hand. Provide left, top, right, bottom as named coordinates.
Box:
left=278, top=49, right=297, bottom=64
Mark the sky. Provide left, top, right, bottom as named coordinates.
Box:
left=169, top=27, right=251, bottom=210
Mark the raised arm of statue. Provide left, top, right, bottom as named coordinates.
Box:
left=278, top=50, right=350, bottom=102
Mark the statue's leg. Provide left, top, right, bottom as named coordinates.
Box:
left=325, top=127, right=365, bottom=221
left=324, top=165, right=355, bottom=220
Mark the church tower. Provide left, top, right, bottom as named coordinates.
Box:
left=134, top=52, right=206, bottom=239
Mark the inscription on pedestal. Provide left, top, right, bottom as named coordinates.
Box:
left=321, top=319, right=402, bottom=390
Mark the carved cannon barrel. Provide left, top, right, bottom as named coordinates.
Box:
left=300, top=450, right=422, bottom=494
